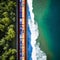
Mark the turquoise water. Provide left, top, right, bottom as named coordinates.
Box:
left=33, top=0, right=60, bottom=60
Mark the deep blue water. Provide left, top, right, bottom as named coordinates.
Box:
left=27, top=5, right=32, bottom=60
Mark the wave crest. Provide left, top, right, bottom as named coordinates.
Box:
left=27, top=0, right=47, bottom=60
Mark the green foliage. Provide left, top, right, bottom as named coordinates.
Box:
left=0, top=24, right=4, bottom=31
left=2, top=51, right=8, bottom=60
left=7, top=28, right=15, bottom=39
left=2, top=12, right=8, bottom=17
left=3, top=44, right=9, bottom=50
left=1, top=17, right=10, bottom=26
left=9, top=55, right=15, bottom=60
left=11, top=49, right=17, bottom=54
left=0, top=38, right=5, bottom=46
left=0, top=0, right=17, bottom=60
left=8, top=25, right=15, bottom=29
left=6, top=49, right=17, bottom=55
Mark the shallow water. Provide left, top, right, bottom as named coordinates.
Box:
left=33, top=0, right=60, bottom=60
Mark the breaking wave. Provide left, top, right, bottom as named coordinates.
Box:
left=27, top=0, right=47, bottom=60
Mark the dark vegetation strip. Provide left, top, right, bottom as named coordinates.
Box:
left=0, top=0, right=17, bottom=60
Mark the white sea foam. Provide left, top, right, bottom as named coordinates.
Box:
left=27, top=0, right=47, bottom=60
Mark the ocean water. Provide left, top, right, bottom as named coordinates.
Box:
left=27, top=0, right=47, bottom=60
left=33, top=0, right=60, bottom=60
left=27, top=5, right=32, bottom=60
